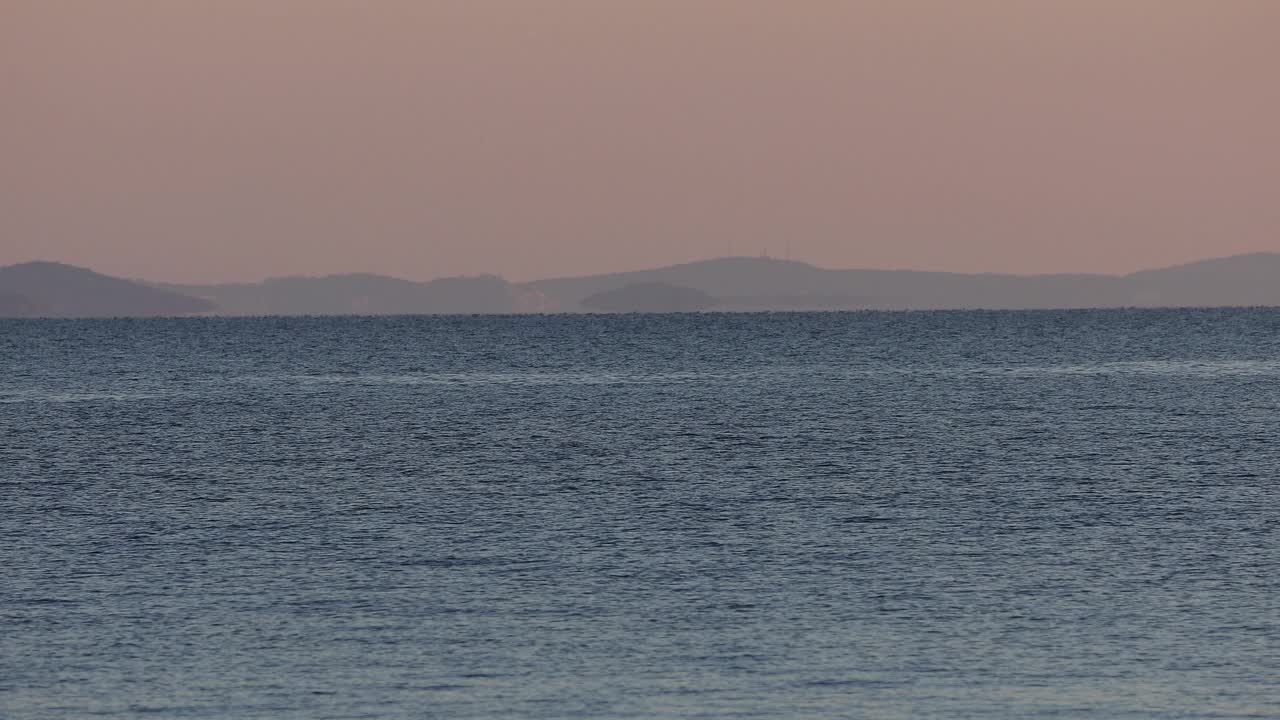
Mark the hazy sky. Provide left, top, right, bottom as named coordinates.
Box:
left=3, top=1, right=1277, bottom=283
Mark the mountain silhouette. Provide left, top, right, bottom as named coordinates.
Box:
left=0, top=262, right=214, bottom=318
left=158, top=251, right=1280, bottom=313
left=8, top=252, right=1280, bottom=317
left=581, top=282, right=716, bottom=313
left=1123, top=253, right=1280, bottom=308
left=160, top=273, right=517, bottom=316
left=0, top=291, right=37, bottom=318
left=528, top=256, right=1130, bottom=311
left=528, top=254, right=1280, bottom=311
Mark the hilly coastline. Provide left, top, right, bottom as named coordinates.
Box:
left=530, top=253, right=1280, bottom=312
left=158, top=274, right=517, bottom=317
left=4, top=253, right=1280, bottom=317
left=0, top=262, right=215, bottom=318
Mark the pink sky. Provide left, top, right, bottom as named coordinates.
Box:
left=3, top=1, right=1277, bottom=283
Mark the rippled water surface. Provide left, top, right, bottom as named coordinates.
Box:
left=3, top=311, right=1278, bottom=719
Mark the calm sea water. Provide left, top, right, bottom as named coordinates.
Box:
left=2, top=310, right=1278, bottom=719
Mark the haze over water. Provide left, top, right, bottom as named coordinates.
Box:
left=3, top=311, right=1278, bottom=718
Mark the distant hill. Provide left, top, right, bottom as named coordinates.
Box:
left=527, top=253, right=1280, bottom=311
left=162, top=273, right=518, bottom=316
left=8, top=251, right=1280, bottom=317
left=581, top=282, right=716, bottom=313
left=1123, top=253, right=1280, bottom=308
left=527, top=256, right=1131, bottom=311
left=0, top=262, right=215, bottom=318
left=0, top=291, right=37, bottom=318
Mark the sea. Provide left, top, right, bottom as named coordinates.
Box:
left=2, top=310, right=1278, bottom=719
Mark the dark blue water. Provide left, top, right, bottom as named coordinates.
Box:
left=3, top=310, right=1278, bottom=719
